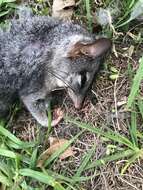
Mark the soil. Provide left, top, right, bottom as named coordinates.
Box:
left=1, top=1, right=143, bottom=189
left=10, top=38, right=143, bottom=190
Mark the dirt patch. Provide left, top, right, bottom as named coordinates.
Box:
left=9, top=40, right=143, bottom=190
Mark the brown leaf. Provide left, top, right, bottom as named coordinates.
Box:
left=52, top=0, right=75, bottom=20
left=37, top=137, right=75, bottom=168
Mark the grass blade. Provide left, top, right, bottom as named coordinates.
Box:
left=130, top=106, right=138, bottom=147
left=121, top=150, right=142, bottom=174
left=47, top=170, right=75, bottom=183
left=0, top=148, right=19, bottom=159
left=0, top=124, right=22, bottom=144
left=74, top=145, right=95, bottom=177
left=0, top=162, right=13, bottom=179
left=19, top=168, right=65, bottom=189
left=0, top=124, right=35, bottom=149
left=84, top=0, right=92, bottom=32
left=29, top=148, right=38, bottom=169
left=2, top=0, right=16, bottom=3
left=137, top=98, right=143, bottom=119
left=54, top=182, right=66, bottom=190
left=47, top=170, right=99, bottom=183
left=127, top=56, right=143, bottom=108
left=66, top=118, right=134, bottom=149
left=85, top=149, right=134, bottom=170
left=0, top=171, right=12, bottom=186
left=67, top=144, right=95, bottom=190
left=0, top=10, right=10, bottom=17
left=136, top=130, right=143, bottom=140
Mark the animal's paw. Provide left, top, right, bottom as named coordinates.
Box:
left=51, top=108, right=64, bottom=126
left=36, top=108, right=64, bottom=127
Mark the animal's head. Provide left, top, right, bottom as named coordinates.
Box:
left=51, top=37, right=112, bottom=109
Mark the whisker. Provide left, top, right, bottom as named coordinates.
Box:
left=47, top=69, right=75, bottom=93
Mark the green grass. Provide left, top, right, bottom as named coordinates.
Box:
left=115, top=0, right=143, bottom=28
left=84, top=0, right=93, bottom=32
left=65, top=54, right=143, bottom=177
left=0, top=122, right=85, bottom=189
left=0, top=0, right=143, bottom=189
left=127, top=56, right=143, bottom=108
left=66, top=114, right=143, bottom=174
left=0, top=0, right=17, bottom=18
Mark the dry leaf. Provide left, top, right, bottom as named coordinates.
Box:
left=52, top=0, right=75, bottom=20
left=49, top=137, right=75, bottom=160
left=128, top=45, right=134, bottom=57
left=37, top=137, right=75, bottom=167
left=51, top=108, right=64, bottom=127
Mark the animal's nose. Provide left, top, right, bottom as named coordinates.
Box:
left=68, top=88, right=84, bottom=109
left=74, top=96, right=83, bottom=109
left=74, top=102, right=82, bottom=109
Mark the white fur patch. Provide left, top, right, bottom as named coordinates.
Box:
left=56, top=78, right=67, bottom=87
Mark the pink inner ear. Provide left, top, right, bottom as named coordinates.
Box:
left=81, top=38, right=112, bottom=58
left=67, top=42, right=84, bottom=58
left=68, top=38, right=112, bottom=58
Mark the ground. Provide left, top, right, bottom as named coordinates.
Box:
left=10, top=40, right=143, bottom=189
left=0, top=1, right=143, bottom=190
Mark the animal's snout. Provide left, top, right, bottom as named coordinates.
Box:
left=74, top=97, right=83, bottom=109
left=68, top=89, right=84, bottom=109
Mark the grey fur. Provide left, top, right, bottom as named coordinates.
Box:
left=0, top=14, right=111, bottom=126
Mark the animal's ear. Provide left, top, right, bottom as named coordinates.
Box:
left=67, top=38, right=112, bottom=58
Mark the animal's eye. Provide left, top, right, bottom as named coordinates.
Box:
left=80, top=72, right=87, bottom=89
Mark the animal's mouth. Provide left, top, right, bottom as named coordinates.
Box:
left=51, top=88, right=84, bottom=109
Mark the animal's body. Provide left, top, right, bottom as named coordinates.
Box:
left=0, top=14, right=111, bottom=126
